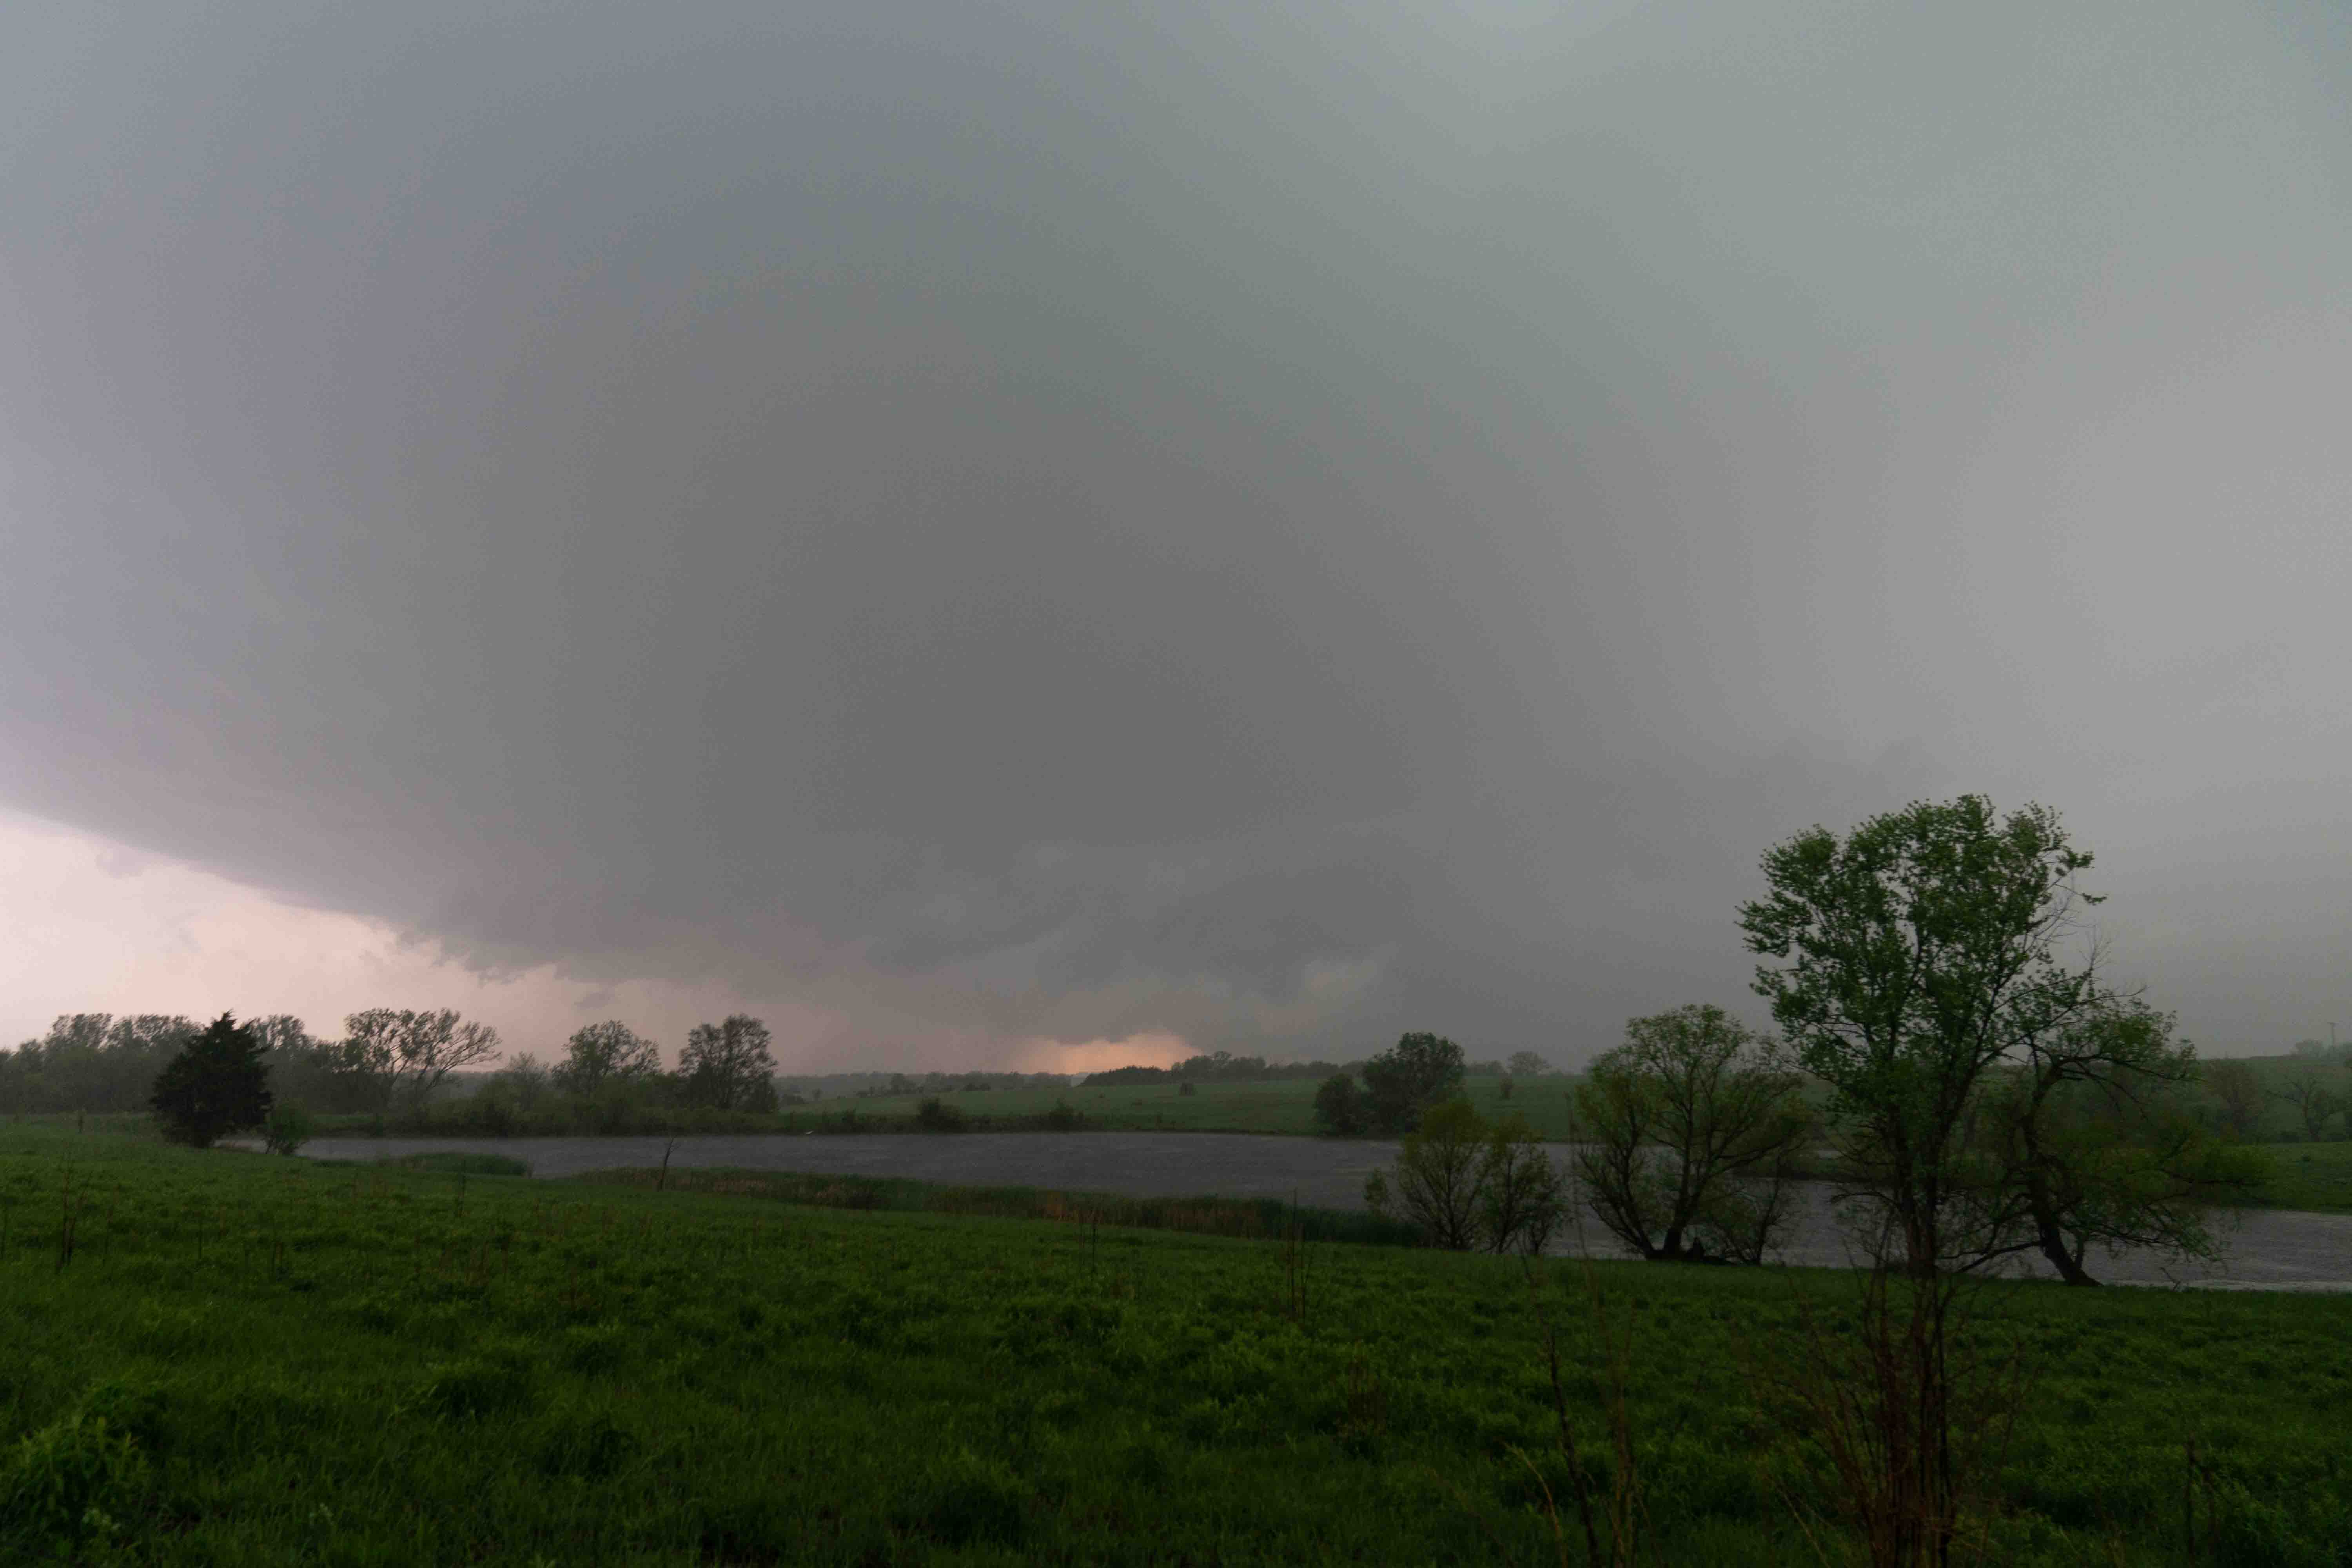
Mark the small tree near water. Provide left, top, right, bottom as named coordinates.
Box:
left=151, top=1013, right=273, bottom=1148
left=1366, top=1101, right=1567, bottom=1253
left=1982, top=996, right=2259, bottom=1285
left=262, top=1101, right=315, bottom=1155
left=1572, top=1004, right=1807, bottom=1264
left=1366, top=1099, right=1486, bottom=1249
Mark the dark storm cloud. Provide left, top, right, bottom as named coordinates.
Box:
left=4, top=2, right=2347, bottom=1058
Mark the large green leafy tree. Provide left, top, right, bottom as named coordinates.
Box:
left=338, top=1008, right=503, bottom=1114
left=1740, top=797, right=2107, bottom=1276
left=676, top=1014, right=779, bottom=1112
left=554, top=1021, right=662, bottom=1095
left=1740, top=796, right=2249, bottom=1282
left=150, top=1013, right=274, bottom=1148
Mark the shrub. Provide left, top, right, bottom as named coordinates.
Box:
left=1478, top=1113, right=1568, bottom=1254
left=916, top=1096, right=968, bottom=1132
left=1, top=1408, right=147, bottom=1555
left=262, top=1101, right=316, bottom=1156
left=1364, top=1103, right=1567, bottom=1253
left=1573, top=1004, right=1807, bottom=1264
left=1366, top=1099, right=1487, bottom=1249
left=1042, top=1099, right=1082, bottom=1131
left=1312, top=1073, right=1369, bottom=1136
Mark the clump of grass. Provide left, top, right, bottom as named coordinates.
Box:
left=0, top=1393, right=152, bottom=1557
left=532, top=1405, right=638, bottom=1481
left=412, top=1346, right=540, bottom=1421
left=897, top=1448, right=1027, bottom=1546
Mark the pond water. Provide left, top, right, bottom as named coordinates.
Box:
left=285, top=1131, right=2352, bottom=1289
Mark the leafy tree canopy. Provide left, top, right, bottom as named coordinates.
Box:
left=1572, top=1004, right=1808, bottom=1264
left=677, top=1014, right=778, bottom=1112
left=555, top=1021, right=661, bottom=1094
left=1740, top=795, right=2249, bottom=1282
left=1360, top=1031, right=1465, bottom=1135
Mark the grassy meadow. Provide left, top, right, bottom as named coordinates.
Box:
left=3, top=1125, right=2348, bottom=1564
left=2250, top=1138, right=2352, bottom=1213
left=570, top=1164, right=1420, bottom=1247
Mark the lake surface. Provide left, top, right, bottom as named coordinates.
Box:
left=288, top=1131, right=2352, bottom=1289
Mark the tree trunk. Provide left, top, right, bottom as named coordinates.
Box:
left=2026, top=1181, right=2099, bottom=1285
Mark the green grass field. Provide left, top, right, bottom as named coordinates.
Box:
left=571, top=1164, right=1421, bottom=1247
left=2249, top=1139, right=2352, bottom=1212
left=2, top=1126, right=2347, bottom=1564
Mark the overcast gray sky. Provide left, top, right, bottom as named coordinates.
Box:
left=3, top=1, right=2347, bottom=1067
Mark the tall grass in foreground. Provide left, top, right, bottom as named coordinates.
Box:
left=0, top=1125, right=2345, bottom=1564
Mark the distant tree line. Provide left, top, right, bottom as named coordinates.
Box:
left=0, top=1009, right=508, bottom=1119
left=0, top=1007, right=799, bottom=1135
left=0, top=1009, right=1568, bottom=1125
left=0, top=1014, right=207, bottom=1114
left=429, top=1014, right=785, bottom=1133
left=1085, top=1046, right=1556, bottom=1090
left=860, top=1070, right=1084, bottom=1097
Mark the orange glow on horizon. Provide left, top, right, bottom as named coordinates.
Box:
left=1009, top=1031, right=1190, bottom=1075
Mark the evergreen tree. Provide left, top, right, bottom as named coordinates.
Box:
left=151, top=1013, right=274, bottom=1148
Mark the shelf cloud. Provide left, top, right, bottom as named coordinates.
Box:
left=4, top=2, right=2347, bottom=1062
